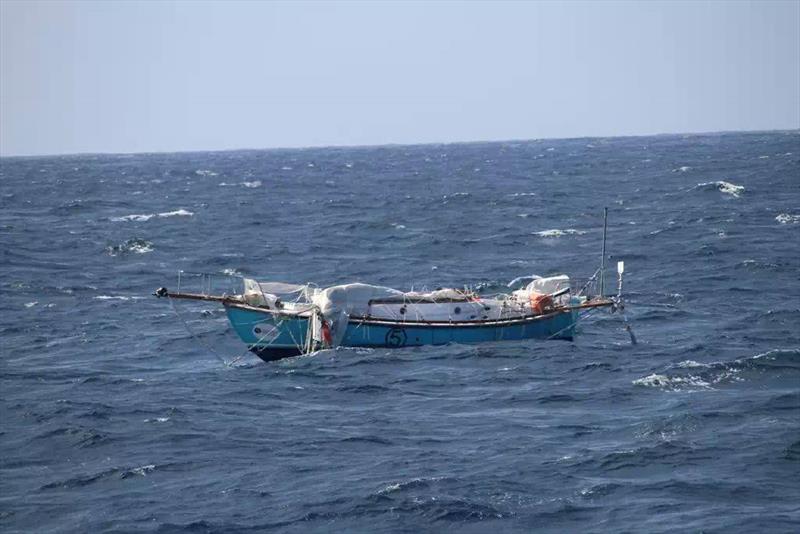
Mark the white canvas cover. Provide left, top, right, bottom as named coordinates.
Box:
left=403, top=288, right=472, bottom=301
left=529, top=275, right=571, bottom=306
left=242, top=278, right=310, bottom=307
left=526, top=275, right=570, bottom=295
left=312, top=283, right=404, bottom=346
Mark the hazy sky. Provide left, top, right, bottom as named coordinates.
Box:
left=1, top=0, right=798, bottom=156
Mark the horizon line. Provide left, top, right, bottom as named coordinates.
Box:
left=1, top=126, right=798, bottom=160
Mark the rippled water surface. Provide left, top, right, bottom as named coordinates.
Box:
left=1, top=131, right=799, bottom=532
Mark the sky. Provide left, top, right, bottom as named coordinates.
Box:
left=1, top=0, right=798, bottom=156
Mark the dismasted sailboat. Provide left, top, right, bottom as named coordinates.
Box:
left=155, top=209, right=633, bottom=362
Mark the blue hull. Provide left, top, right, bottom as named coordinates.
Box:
left=225, top=304, right=579, bottom=362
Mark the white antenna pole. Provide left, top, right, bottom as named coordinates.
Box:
left=600, top=207, right=608, bottom=297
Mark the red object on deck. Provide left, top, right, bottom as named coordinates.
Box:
left=529, top=293, right=554, bottom=315
left=321, top=320, right=332, bottom=346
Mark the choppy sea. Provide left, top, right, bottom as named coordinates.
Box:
left=1, top=131, right=799, bottom=532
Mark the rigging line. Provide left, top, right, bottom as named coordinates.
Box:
left=545, top=308, right=598, bottom=341
left=579, top=268, right=601, bottom=296
left=277, top=313, right=305, bottom=355
left=168, top=296, right=231, bottom=367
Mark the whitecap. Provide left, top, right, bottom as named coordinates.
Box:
left=534, top=229, right=586, bottom=237
left=632, top=373, right=712, bottom=390
left=144, top=417, right=169, bottom=423
left=195, top=169, right=218, bottom=176
left=24, top=301, right=37, bottom=308
left=129, top=464, right=155, bottom=476
left=775, top=213, right=800, bottom=224
left=221, top=268, right=240, bottom=276
left=94, top=295, right=131, bottom=301
left=130, top=242, right=152, bottom=254
left=111, top=209, right=193, bottom=222
left=674, top=360, right=708, bottom=369
left=673, top=166, right=692, bottom=172
left=159, top=209, right=193, bottom=218
left=695, top=181, right=744, bottom=198
left=381, top=483, right=402, bottom=493
left=242, top=180, right=262, bottom=188
left=442, top=192, right=471, bottom=200
left=111, top=213, right=154, bottom=222
left=107, top=238, right=154, bottom=255
left=281, top=166, right=293, bottom=171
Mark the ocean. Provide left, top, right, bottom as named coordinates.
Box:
left=1, top=130, right=798, bottom=532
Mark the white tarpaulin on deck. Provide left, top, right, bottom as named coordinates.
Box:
left=312, top=283, right=403, bottom=346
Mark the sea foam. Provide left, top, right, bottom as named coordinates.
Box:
left=695, top=181, right=745, bottom=198
left=111, top=209, right=193, bottom=222
left=534, top=229, right=586, bottom=237
left=106, top=238, right=153, bottom=255
left=775, top=213, right=800, bottom=224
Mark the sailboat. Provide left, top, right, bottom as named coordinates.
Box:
left=155, top=209, right=632, bottom=362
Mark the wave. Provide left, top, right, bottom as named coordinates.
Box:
left=775, top=213, right=800, bottom=224
left=633, top=349, right=800, bottom=391
left=737, top=259, right=780, bottom=270
left=219, top=180, right=262, bottom=188
left=442, top=192, right=472, bottom=202
left=633, top=373, right=716, bottom=390
left=533, top=228, right=586, bottom=237
left=194, top=169, right=218, bottom=176
left=692, top=181, right=745, bottom=198
left=39, top=463, right=158, bottom=490
left=106, top=238, right=153, bottom=255
left=376, top=476, right=455, bottom=496
left=110, top=209, right=193, bottom=222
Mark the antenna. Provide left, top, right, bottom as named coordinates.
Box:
left=600, top=207, right=608, bottom=297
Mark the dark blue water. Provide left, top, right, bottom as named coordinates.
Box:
left=2, top=131, right=799, bottom=532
